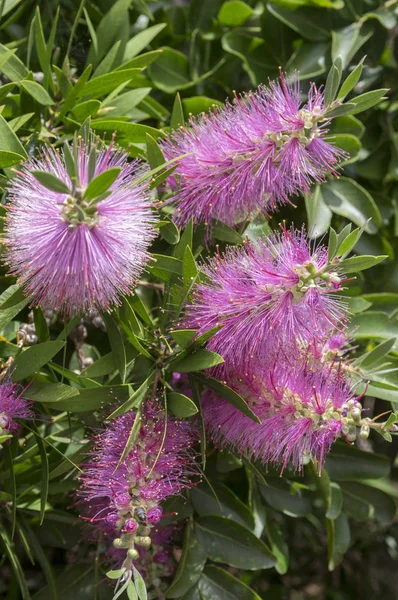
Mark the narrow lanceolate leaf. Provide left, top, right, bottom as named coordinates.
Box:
left=174, top=349, right=224, bottom=372
left=194, top=374, right=260, bottom=423
left=20, top=80, right=53, bottom=105
left=12, top=341, right=66, bottom=381
left=83, top=167, right=121, bottom=200
left=31, top=171, right=71, bottom=194
left=324, top=57, right=342, bottom=107
left=0, top=114, right=27, bottom=158
left=339, top=255, right=387, bottom=272
left=170, top=92, right=184, bottom=130
left=34, top=434, right=49, bottom=525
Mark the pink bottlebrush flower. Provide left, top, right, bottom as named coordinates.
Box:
left=0, top=380, right=33, bottom=441
left=203, top=353, right=362, bottom=472
left=182, top=226, right=348, bottom=368
left=161, top=73, right=345, bottom=228
left=76, top=401, right=198, bottom=571
left=4, top=139, right=157, bottom=317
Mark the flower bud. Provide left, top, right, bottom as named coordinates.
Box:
left=147, top=507, right=162, bottom=525
left=360, top=425, right=370, bottom=440
left=127, top=548, right=139, bottom=560
left=134, top=536, right=151, bottom=548
left=124, top=519, right=138, bottom=534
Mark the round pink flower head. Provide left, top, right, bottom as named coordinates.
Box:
left=0, top=379, right=33, bottom=444
left=182, top=225, right=348, bottom=369
left=4, top=137, right=157, bottom=317
left=203, top=352, right=363, bottom=472
left=76, top=401, right=198, bottom=576
left=161, top=71, right=346, bottom=228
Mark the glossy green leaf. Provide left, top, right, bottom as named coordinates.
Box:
left=320, top=177, right=381, bottom=233
left=196, top=516, right=275, bottom=570
left=0, top=114, right=27, bottom=158
left=168, top=392, right=198, bottom=417
left=83, top=167, right=121, bottom=200
left=325, top=443, right=390, bottom=481
left=191, top=482, right=255, bottom=530
left=31, top=171, right=71, bottom=194
left=174, top=349, right=224, bottom=372
left=218, top=1, right=254, bottom=27
left=198, top=566, right=262, bottom=600
left=166, top=523, right=207, bottom=598
left=12, top=341, right=65, bottom=381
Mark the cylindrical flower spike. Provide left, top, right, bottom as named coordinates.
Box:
left=202, top=352, right=363, bottom=472
left=4, top=138, right=157, bottom=317
left=161, top=72, right=346, bottom=228
left=76, top=401, right=198, bottom=573
left=0, top=380, right=33, bottom=444
left=182, top=226, right=348, bottom=369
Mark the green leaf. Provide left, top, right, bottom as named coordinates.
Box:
left=168, top=392, right=198, bottom=417
left=44, top=384, right=131, bottom=412
left=195, top=516, right=275, bottom=570
left=92, top=120, right=164, bottom=143
left=170, top=329, right=196, bottom=349
left=102, top=312, right=127, bottom=383
left=347, top=89, right=389, bottom=115
left=124, top=23, right=167, bottom=60
left=337, top=58, right=365, bottom=99
left=21, top=79, right=53, bottom=105
left=331, top=23, right=373, bottom=70
left=339, top=255, right=387, bottom=272
left=149, top=254, right=183, bottom=278
left=267, top=3, right=329, bottom=41
left=146, top=133, right=165, bottom=169
left=34, top=433, right=49, bottom=525
left=327, top=513, right=351, bottom=571
left=358, top=337, right=396, bottom=369
left=171, top=92, right=185, bottom=130
left=159, top=219, right=180, bottom=245
left=12, top=341, right=65, bottom=381
left=341, top=482, right=396, bottom=522
left=83, top=167, right=121, bottom=201
left=174, top=349, right=224, bottom=372
left=71, top=100, right=101, bottom=121
left=198, top=566, right=262, bottom=600
left=286, top=42, right=328, bottom=79
left=0, top=114, right=27, bottom=158
left=325, top=443, right=390, bottom=481
left=183, top=246, right=198, bottom=289
left=305, top=185, right=332, bottom=239
left=194, top=374, right=260, bottom=423
left=0, top=285, right=29, bottom=332
left=107, top=371, right=155, bottom=419
left=31, top=170, right=71, bottom=194
left=133, top=567, right=147, bottom=600
left=0, top=149, right=24, bottom=167
left=0, top=527, right=31, bottom=599
left=218, top=1, right=254, bottom=27
left=260, top=484, right=312, bottom=517
left=191, top=482, right=255, bottom=530
left=4, top=445, right=16, bottom=538
left=78, top=69, right=141, bottom=99
left=320, top=177, right=382, bottom=233
left=325, top=482, right=344, bottom=521
left=85, top=0, right=132, bottom=67
left=149, top=48, right=191, bottom=93
left=212, top=222, right=243, bottom=244
left=0, top=43, right=28, bottom=82
left=166, top=523, right=207, bottom=598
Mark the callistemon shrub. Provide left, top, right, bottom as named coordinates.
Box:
left=4, top=138, right=156, bottom=316
left=0, top=380, right=33, bottom=445
left=77, top=401, right=198, bottom=579
left=183, top=226, right=348, bottom=367
left=202, top=352, right=365, bottom=471
left=161, top=73, right=346, bottom=228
